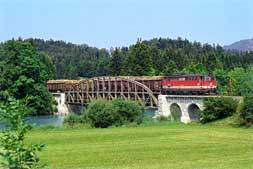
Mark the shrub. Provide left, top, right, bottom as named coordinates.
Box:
left=83, top=99, right=144, bottom=128
left=64, top=113, right=82, bottom=127
left=240, top=96, right=253, bottom=127
left=111, top=99, right=144, bottom=125
left=156, top=115, right=171, bottom=122
left=199, top=97, right=238, bottom=123
left=0, top=98, right=45, bottom=169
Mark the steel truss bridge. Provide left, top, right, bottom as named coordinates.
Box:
left=64, top=76, right=159, bottom=108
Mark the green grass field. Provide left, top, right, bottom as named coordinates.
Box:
left=27, top=123, right=253, bottom=169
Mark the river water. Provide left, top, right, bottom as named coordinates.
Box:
left=0, top=115, right=65, bottom=128
left=0, top=109, right=157, bottom=128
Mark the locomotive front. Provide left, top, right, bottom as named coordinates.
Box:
left=162, top=74, right=217, bottom=95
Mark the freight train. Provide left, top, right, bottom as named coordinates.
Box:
left=47, top=74, right=217, bottom=95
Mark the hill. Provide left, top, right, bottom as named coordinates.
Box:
left=23, top=37, right=253, bottom=80
left=224, top=38, right=253, bottom=52
left=28, top=38, right=111, bottom=79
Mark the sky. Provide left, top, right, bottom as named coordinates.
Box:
left=0, top=0, right=253, bottom=49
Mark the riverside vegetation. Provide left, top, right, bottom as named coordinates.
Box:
left=64, top=99, right=144, bottom=128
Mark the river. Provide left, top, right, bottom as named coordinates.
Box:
left=0, top=109, right=157, bottom=128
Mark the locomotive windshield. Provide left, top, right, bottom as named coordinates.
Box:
left=204, top=75, right=211, bottom=81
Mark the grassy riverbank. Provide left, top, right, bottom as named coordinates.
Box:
left=27, top=123, right=253, bottom=169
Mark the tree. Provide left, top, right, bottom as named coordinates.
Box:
left=213, top=68, right=229, bottom=95
left=204, top=50, right=222, bottom=73
left=28, top=38, right=111, bottom=79
left=161, top=60, right=177, bottom=75
left=127, top=41, right=152, bottom=75
left=38, top=52, right=56, bottom=80
left=0, top=40, right=53, bottom=115
left=180, top=63, right=207, bottom=74
left=228, top=67, right=253, bottom=96
left=109, top=48, right=123, bottom=75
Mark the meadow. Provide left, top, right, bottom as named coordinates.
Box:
left=27, top=123, right=253, bottom=169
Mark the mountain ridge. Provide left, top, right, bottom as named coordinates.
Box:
left=224, top=38, right=253, bottom=51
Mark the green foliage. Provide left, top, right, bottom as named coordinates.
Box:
left=228, top=66, right=253, bottom=96
left=0, top=39, right=54, bottom=115
left=179, top=63, right=207, bottom=74
left=213, top=66, right=253, bottom=96
left=2, top=38, right=252, bottom=98
left=240, top=96, right=253, bottom=126
left=83, top=99, right=144, bottom=128
left=28, top=38, right=110, bottom=79
left=213, top=68, right=230, bottom=95
left=63, top=113, right=82, bottom=127
left=19, top=38, right=253, bottom=97
left=111, top=99, right=144, bottom=124
left=156, top=115, right=171, bottom=122
left=0, top=98, right=45, bottom=169
left=127, top=41, right=152, bottom=75
left=109, top=48, right=123, bottom=76
left=38, top=52, right=56, bottom=80
left=199, top=97, right=238, bottom=123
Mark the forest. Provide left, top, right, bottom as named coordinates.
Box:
left=29, top=37, right=253, bottom=95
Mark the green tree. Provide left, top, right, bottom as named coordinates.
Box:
left=127, top=41, right=152, bottom=75
left=161, top=60, right=177, bottom=75
left=213, top=68, right=229, bottom=95
left=0, top=40, right=53, bottom=115
left=180, top=63, right=207, bottom=74
left=228, top=67, right=253, bottom=96
left=38, top=52, right=56, bottom=80
left=109, top=48, right=123, bottom=75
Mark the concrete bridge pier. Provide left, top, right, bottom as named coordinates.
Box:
left=157, top=95, right=204, bottom=123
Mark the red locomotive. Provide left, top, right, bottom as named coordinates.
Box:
left=162, top=74, right=217, bottom=95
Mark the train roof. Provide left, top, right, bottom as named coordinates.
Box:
left=165, top=74, right=208, bottom=78
left=47, top=76, right=164, bottom=84
left=47, top=80, right=81, bottom=84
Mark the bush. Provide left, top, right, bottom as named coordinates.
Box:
left=199, top=97, right=238, bottom=123
left=0, top=98, right=45, bottom=169
left=156, top=115, right=171, bottom=122
left=111, top=99, right=144, bottom=125
left=83, top=99, right=144, bottom=128
left=64, top=113, right=82, bottom=127
left=240, top=96, right=253, bottom=127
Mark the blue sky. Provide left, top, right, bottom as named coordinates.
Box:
left=0, top=0, right=252, bottom=48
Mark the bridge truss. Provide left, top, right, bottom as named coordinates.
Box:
left=65, top=76, right=158, bottom=108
